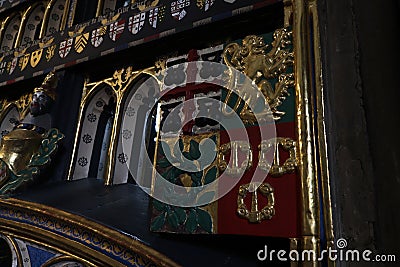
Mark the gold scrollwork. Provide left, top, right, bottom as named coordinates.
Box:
left=196, top=0, right=204, bottom=9
left=218, top=141, right=252, bottom=177
left=155, top=58, right=167, bottom=72
left=259, top=137, right=297, bottom=176
left=15, top=92, right=32, bottom=120
left=107, top=66, right=134, bottom=91
left=0, top=92, right=32, bottom=122
left=223, top=29, right=294, bottom=121
left=237, top=183, right=275, bottom=223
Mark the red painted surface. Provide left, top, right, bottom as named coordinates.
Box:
left=217, top=122, right=300, bottom=237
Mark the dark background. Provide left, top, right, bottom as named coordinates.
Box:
left=319, top=0, right=400, bottom=265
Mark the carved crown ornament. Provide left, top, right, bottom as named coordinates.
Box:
left=223, top=28, right=295, bottom=122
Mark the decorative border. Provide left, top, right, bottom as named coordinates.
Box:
left=0, top=198, right=180, bottom=267
left=0, top=0, right=280, bottom=85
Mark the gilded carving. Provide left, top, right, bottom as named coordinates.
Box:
left=218, top=141, right=252, bottom=177
left=223, top=28, right=294, bottom=121
left=237, top=183, right=275, bottom=223
left=0, top=72, right=64, bottom=194
left=259, top=137, right=297, bottom=176
left=46, top=44, right=57, bottom=62
left=108, top=66, right=134, bottom=91
left=15, top=92, right=33, bottom=119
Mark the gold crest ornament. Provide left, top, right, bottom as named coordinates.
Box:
left=30, top=49, right=43, bottom=68
left=74, top=32, right=89, bottom=54
left=100, top=13, right=120, bottom=25
left=19, top=54, right=30, bottom=71
left=16, top=93, right=33, bottom=120
left=223, top=29, right=294, bottom=121
left=46, top=45, right=56, bottom=61
left=30, top=38, right=54, bottom=68
left=68, top=27, right=88, bottom=54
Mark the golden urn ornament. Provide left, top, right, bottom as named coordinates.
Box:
left=0, top=72, right=64, bottom=195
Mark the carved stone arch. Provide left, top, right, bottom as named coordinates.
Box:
left=0, top=103, right=20, bottom=138
left=0, top=13, right=22, bottom=52
left=43, top=0, right=69, bottom=36
left=113, top=73, right=158, bottom=185
left=70, top=83, right=117, bottom=180
left=19, top=2, right=46, bottom=46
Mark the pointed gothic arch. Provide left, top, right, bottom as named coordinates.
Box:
left=69, top=84, right=117, bottom=180
left=112, top=73, right=158, bottom=185
left=42, top=0, right=70, bottom=36
left=0, top=13, right=22, bottom=52
left=19, top=3, right=46, bottom=46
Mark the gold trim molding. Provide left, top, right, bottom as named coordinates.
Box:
left=0, top=198, right=180, bottom=267
left=291, top=0, right=334, bottom=265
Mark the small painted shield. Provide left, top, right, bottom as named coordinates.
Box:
left=171, top=0, right=190, bottom=21
left=109, top=19, right=126, bottom=41
left=91, top=26, right=107, bottom=48
left=128, top=12, right=146, bottom=35
left=59, top=38, right=73, bottom=58
left=8, top=57, right=18, bottom=74
left=0, top=61, right=6, bottom=75
left=148, top=7, right=159, bottom=28
left=74, top=32, right=89, bottom=54
left=19, top=54, right=30, bottom=71
left=0, top=160, right=9, bottom=187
